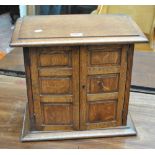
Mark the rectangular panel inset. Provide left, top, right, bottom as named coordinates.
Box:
left=40, top=77, right=72, bottom=94
left=39, top=68, right=72, bottom=77
left=88, top=74, right=119, bottom=93
left=90, top=50, right=121, bottom=66
left=88, top=66, right=120, bottom=75
left=87, top=92, right=118, bottom=102
left=40, top=95, right=73, bottom=103
left=39, top=51, right=70, bottom=67
left=43, top=104, right=73, bottom=125
left=88, top=100, right=116, bottom=123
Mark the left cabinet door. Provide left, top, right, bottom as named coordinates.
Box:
left=29, top=46, right=80, bottom=131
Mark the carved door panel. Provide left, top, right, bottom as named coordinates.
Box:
left=29, top=45, right=128, bottom=131
left=80, top=45, right=128, bottom=130
left=29, top=47, right=79, bottom=131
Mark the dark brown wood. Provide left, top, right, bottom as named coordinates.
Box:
left=9, top=14, right=148, bottom=141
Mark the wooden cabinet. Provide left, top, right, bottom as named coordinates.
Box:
left=10, top=15, right=147, bottom=141
left=26, top=44, right=129, bottom=131
left=29, top=46, right=80, bottom=131
left=80, top=45, right=128, bottom=130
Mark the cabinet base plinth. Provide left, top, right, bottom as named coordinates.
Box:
left=21, top=105, right=137, bottom=142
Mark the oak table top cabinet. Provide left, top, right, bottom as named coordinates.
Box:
left=10, top=14, right=148, bottom=141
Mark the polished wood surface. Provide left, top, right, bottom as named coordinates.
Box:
left=2, top=48, right=155, bottom=88
left=26, top=46, right=80, bottom=131
left=21, top=107, right=136, bottom=141
left=22, top=44, right=134, bottom=134
left=19, top=15, right=139, bottom=38
left=9, top=14, right=148, bottom=141
left=0, top=13, right=154, bottom=144
left=0, top=75, right=155, bottom=148
left=79, top=45, right=128, bottom=130
left=10, top=15, right=147, bottom=47
left=122, top=44, right=134, bottom=125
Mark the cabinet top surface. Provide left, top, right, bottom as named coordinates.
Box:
left=10, top=14, right=148, bottom=47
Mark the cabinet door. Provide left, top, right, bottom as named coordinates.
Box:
left=80, top=45, right=128, bottom=130
left=29, top=47, right=79, bottom=131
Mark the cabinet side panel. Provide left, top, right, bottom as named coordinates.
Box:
left=29, top=48, right=43, bottom=130
left=23, top=48, right=35, bottom=130
left=116, top=45, right=128, bottom=125
left=122, top=44, right=134, bottom=125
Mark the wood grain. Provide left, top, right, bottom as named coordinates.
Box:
left=122, top=44, right=134, bottom=125
left=88, top=66, right=120, bottom=75
left=80, top=45, right=128, bottom=130
left=9, top=14, right=147, bottom=140
left=40, top=95, right=73, bottom=103
left=29, top=48, right=43, bottom=130
left=10, top=15, right=148, bottom=47
left=88, top=74, right=119, bottom=93
left=39, top=51, right=70, bottom=67
left=40, top=77, right=71, bottom=94
left=28, top=46, right=80, bottom=131
left=87, top=92, right=118, bottom=102
left=90, top=50, right=121, bottom=66
left=88, top=100, right=116, bottom=123
left=116, top=45, right=128, bottom=125
left=71, top=47, right=80, bottom=130
left=39, top=67, right=72, bottom=77
left=23, top=44, right=133, bottom=135
left=23, top=48, right=35, bottom=130
left=80, top=46, right=88, bottom=130
left=43, top=104, right=73, bottom=125
left=0, top=75, right=155, bottom=148
left=18, top=15, right=139, bottom=39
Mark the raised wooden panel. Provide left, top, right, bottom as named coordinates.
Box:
left=40, top=95, right=73, bottom=103
left=89, top=48, right=121, bottom=66
left=39, top=68, right=72, bottom=77
left=87, top=92, right=118, bottom=102
left=29, top=44, right=129, bottom=132
left=80, top=45, right=128, bottom=130
left=40, top=77, right=72, bottom=94
left=88, top=66, right=120, bottom=75
left=43, top=104, right=73, bottom=125
left=29, top=46, right=80, bottom=131
left=88, top=74, right=119, bottom=93
left=39, top=51, right=71, bottom=67
left=88, top=100, right=116, bottom=123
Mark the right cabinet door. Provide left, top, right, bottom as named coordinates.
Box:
left=80, top=45, right=128, bottom=130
